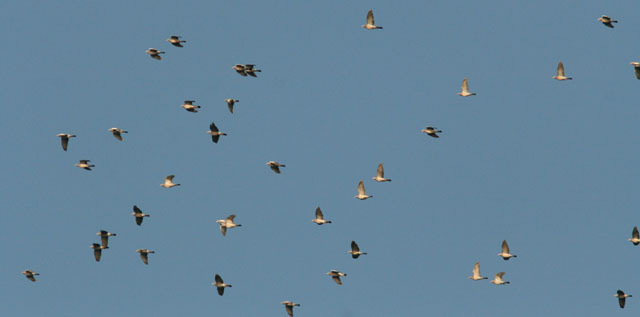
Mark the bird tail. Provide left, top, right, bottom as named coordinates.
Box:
left=376, top=26, right=383, bottom=29
left=504, top=281, right=511, bottom=284
left=280, top=164, right=286, bottom=167
left=89, top=165, right=95, bottom=167
left=123, top=131, right=128, bottom=133
left=567, top=78, right=573, bottom=80
left=613, top=20, right=618, bottom=23
left=34, top=273, right=40, bottom=276
left=294, top=304, right=301, bottom=306
left=326, top=220, right=332, bottom=223
left=196, top=106, right=201, bottom=108
left=175, top=184, right=181, bottom=186
left=222, top=133, right=228, bottom=136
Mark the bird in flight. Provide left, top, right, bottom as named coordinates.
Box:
left=312, top=206, right=332, bottom=225
left=468, top=262, right=488, bottom=280
left=615, top=290, right=632, bottom=308
left=132, top=205, right=150, bottom=226
left=145, top=48, right=165, bottom=60
left=136, top=249, right=155, bottom=265
left=181, top=100, right=201, bottom=113
left=598, top=15, right=618, bottom=28
left=281, top=301, right=301, bottom=317
left=490, top=272, right=509, bottom=285
left=372, top=163, right=391, bottom=182
left=225, top=99, right=239, bottom=114
left=167, top=35, right=186, bottom=47
left=362, top=10, right=383, bottom=29
left=97, top=230, right=116, bottom=248
left=57, top=133, right=76, bottom=151
left=75, top=160, right=94, bottom=171
left=22, top=270, right=39, bottom=282
left=348, top=241, right=367, bottom=259
left=216, top=214, right=242, bottom=237
left=207, top=122, right=227, bottom=143
left=108, top=128, right=128, bottom=141
left=421, top=126, right=442, bottom=138
left=498, top=240, right=517, bottom=260
left=458, top=78, right=476, bottom=97
left=161, top=175, right=180, bottom=188
left=212, top=274, right=232, bottom=296
left=233, top=64, right=261, bottom=77
left=266, top=161, right=285, bottom=174
left=327, top=270, right=347, bottom=285
left=552, top=62, right=572, bottom=80
left=629, top=226, right=640, bottom=245
left=91, top=243, right=107, bottom=262
left=355, top=180, right=372, bottom=200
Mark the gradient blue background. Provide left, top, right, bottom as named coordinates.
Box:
left=3, top=0, right=640, bottom=316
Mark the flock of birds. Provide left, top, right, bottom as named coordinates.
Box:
left=18, top=9, right=640, bottom=315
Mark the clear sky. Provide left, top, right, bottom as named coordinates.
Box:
left=3, top=0, right=640, bottom=316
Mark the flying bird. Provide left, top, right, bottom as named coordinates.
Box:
left=96, top=230, right=116, bottom=248
left=181, top=100, right=201, bottom=113
left=630, top=62, right=640, bottom=80
left=207, top=122, right=227, bottom=143
left=312, top=206, right=332, bottom=225
left=355, top=180, right=372, bottom=200
left=629, top=226, right=640, bottom=245
left=91, top=243, right=107, bottom=262
left=216, top=214, right=242, bottom=237
left=327, top=270, right=347, bottom=285
left=75, top=160, right=94, bottom=171
left=212, top=274, right=232, bottom=296
left=57, top=133, right=76, bottom=151
left=468, top=262, right=488, bottom=280
left=372, top=163, right=391, bottom=182
left=490, top=272, right=509, bottom=285
left=22, top=270, right=39, bottom=282
left=132, top=205, right=150, bottom=226
left=225, top=99, right=239, bottom=114
left=615, top=290, right=632, bottom=308
left=233, top=64, right=261, bottom=77
left=458, top=78, right=476, bottom=97
left=362, top=10, right=383, bottom=29
left=108, top=128, right=127, bottom=141
left=281, top=301, right=301, bottom=317
left=348, top=241, right=367, bottom=259
left=598, top=15, right=618, bottom=28
left=167, top=35, right=186, bottom=47
left=421, top=126, right=442, bottom=138
left=145, top=48, right=165, bottom=60
left=552, top=62, right=572, bottom=80
left=136, top=249, right=155, bottom=265
left=498, top=240, right=517, bottom=260
left=161, top=175, right=180, bottom=188
left=266, top=161, right=285, bottom=174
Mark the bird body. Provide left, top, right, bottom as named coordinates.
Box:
left=362, top=10, right=383, bottom=29
left=181, top=100, right=201, bottom=112
left=468, top=262, right=488, bottom=280
left=57, top=133, right=76, bottom=151
left=132, top=205, right=150, bottom=226
left=216, top=214, right=242, bottom=237
left=598, top=15, right=618, bottom=28
left=458, top=78, right=476, bottom=96
left=498, top=240, right=517, bottom=260
left=266, top=161, right=285, bottom=174
left=145, top=48, right=165, bottom=60
left=167, top=35, right=186, bottom=47
left=97, top=230, right=116, bottom=248
left=225, top=99, right=239, bottom=114
left=161, top=175, right=180, bottom=188
left=313, top=206, right=332, bottom=225
left=553, top=62, right=572, bottom=80
left=108, top=128, right=127, bottom=141
left=421, top=126, right=442, bottom=138
left=136, top=249, right=155, bottom=265
left=372, top=163, right=391, bottom=182
left=212, top=274, right=232, bottom=295
left=490, top=272, right=509, bottom=285
left=327, top=270, right=347, bottom=285
left=207, top=122, right=227, bottom=143
left=22, top=270, right=39, bottom=282
left=615, top=290, right=632, bottom=308
left=355, top=180, right=372, bottom=200
left=348, top=241, right=367, bottom=259
left=75, top=160, right=94, bottom=171
left=281, top=301, right=301, bottom=317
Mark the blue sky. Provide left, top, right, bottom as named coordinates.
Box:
left=3, top=0, right=640, bottom=316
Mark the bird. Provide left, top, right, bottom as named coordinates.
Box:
left=421, top=126, right=442, bottom=138
left=355, top=180, right=372, bottom=200
left=372, top=163, right=391, bottom=182
left=161, top=175, right=180, bottom=188
left=630, top=62, right=640, bottom=80
left=212, top=274, right=232, bottom=296
left=312, top=206, right=332, bottom=225
left=598, top=15, right=618, bottom=28
left=108, top=128, right=127, bottom=141
left=468, top=262, right=488, bottom=280
left=458, top=78, right=476, bottom=96
left=326, top=270, right=347, bottom=285
left=22, top=270, right=39, bottom=282
left=96, top=230, right=116, bottom=248
left=207, top=122, right=227, bottom=143
left=181, top=100, right=201, bottom=113
left=225, top=99, right=239, bottom=114
left=216, top=214, right=242, bottom=237
left=136, top=249, right=155, bottom=265
left=145, top=48, right=164, bottom=60
left=490, top=272, right=509, bottom=285
left=615, top=290, right=632, bottom=308
left=75, top=160, right=94, bottom=171
left=167, top=35, right=186, bottom=47
left=629, top=226, right=640, bottom=245
left=56, top=133, right=76, bottom=151
left=281, top=301, right=301, bottom=317
left=552, top=62, right=572, bottom=80
left=91, top=243, right=107, bottom=262
left=233, top=64, right=261, bottom=77
left=132, top=205, right=150, bottom=226
left=266, top=161, right=285, bottom=174
left=348, top=241, right=367, bottom=259
left=362, top=10, right=383, bottom=29
left=498, top=240, right=517, bottom=260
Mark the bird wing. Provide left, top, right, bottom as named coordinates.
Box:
left=94, top=248, right=102, bottom=262
left=557, top=62, right=565, bottom=77
left=634, top=226, right=639, bottom=239
left=212, top=134, right=220, bottom=143
left=270, top=165, right=281, bottom=174
left=220, top=225, right=227, bottom=236
left=367, top=10, right=375, bottom=25
left=27, top=275, right=36, bottom=282
left=502, top=240, right=510, bottom=253
left=357, top=181, right=366, bottom=195
left=315, top=207, right=323, bottom=220
left=217, top=287, right=225, bottom=296
left=247, top=71, right=258, bottom=77
left=226, top=215, right=236, bottom=225
left=80, top=160, right=90, bottom=164
left=473, top=262, right=480, bottom=277
left=285, top=305, right=294, bottom=317
left=140, top=252, right=149, bottom=265
left=245, top=64, right=255, bottom=70
left=113, top=131, right=123, bottom=141
left=619, top=297, right=626, bottom=308
left=496, top=272, right=505, bottom=278
left=60, top=136, right=69, bottom=151
left=133, top=205, right=142, bottom=214
left=462, top=78, right=469, bottom=93
left=635, top=67, right=640, bottom=80
left=209, top=122, right=219, bottom=133
left=215, top=274, right=223, bottom=284
left=166, top=175, right=175, bottom=181
left=377, top=163, right=384, bottom=178
left=101, top=236, right=109, bottom=248
left=136, top=216, right=143, bottom=226
left=332, top=275, right=342, bottom=285
left=351, top=241, right=360, bottom=252
left=227, top=102, right=234, bottom=114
